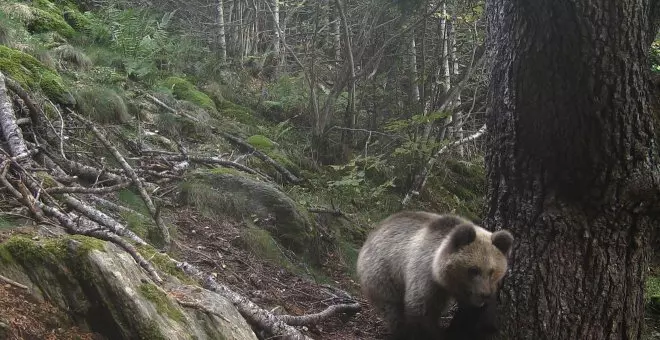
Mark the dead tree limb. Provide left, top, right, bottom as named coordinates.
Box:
left=0, top=72, right=29, bottom=160
left=37, top=202, right=162, bottom=283
left=61, top=194, right=147, bottom=245
left=278, top=302, right=361, bottom=326
left=177, top=261, right=313, bottom=340
left=219, top=132, right=301, bottom=183
left=46, top=181, right=132, bottom=194
left=86, top=195, right=147, bottom=219
left=69, top=110, right=171, bottom=248
left=0, top=273, right=29, bottom=290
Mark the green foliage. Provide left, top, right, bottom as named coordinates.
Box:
left=161, top=76, right=217, bottom=112
left=265, top=74, right=307, bottom=118
left=97, top=8, right=176, bottom=81
left=647, top=275, right=660, bottom=314
left=74, top=86, right=130, bottom=124
left=62, top=6, right=92, bottom=31
left=0, top=45, right=74, bottom=105
left=651, top=39, right=660, bottom=73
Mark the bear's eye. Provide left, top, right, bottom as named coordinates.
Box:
left=468, top=266, right=481, bottom=277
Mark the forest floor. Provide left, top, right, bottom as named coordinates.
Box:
left=169, top=207, right=385, bottom=340
left=0, top=208, right=386, bottom=340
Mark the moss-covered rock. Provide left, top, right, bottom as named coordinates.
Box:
left=179, top=170, right=317, bottom=260
left=0, top=235, right=258, bottom=340
left=0, top=45, right=74, bottom=105
left=162, top=77, right=217, bottom=113
left=28, top=7, right=75, bottom=37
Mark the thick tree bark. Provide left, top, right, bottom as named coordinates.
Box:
left=485, top=0, right=660, bottom=339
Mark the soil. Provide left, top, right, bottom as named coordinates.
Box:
left=168, top=207, right=385, bottom=340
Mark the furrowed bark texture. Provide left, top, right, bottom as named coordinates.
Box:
left=485, top=0, right=659, bottom=339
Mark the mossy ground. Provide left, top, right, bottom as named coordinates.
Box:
left=0, top=45, right=73, bottom=104
left=161, top=76, right=217, bottom=113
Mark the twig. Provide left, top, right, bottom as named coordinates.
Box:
left=69, top=110, right=171, bottom=248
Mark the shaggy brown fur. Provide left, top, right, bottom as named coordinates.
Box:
left=356, top=211, right=513, bottom=340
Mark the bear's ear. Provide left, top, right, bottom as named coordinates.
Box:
left=491, top=230, right=513, bottom=255
left=448, top=223, right=476, bottom=251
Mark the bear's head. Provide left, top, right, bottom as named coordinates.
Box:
left=432, top=223, right=514, bottom=307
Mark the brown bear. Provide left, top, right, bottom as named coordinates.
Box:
left=356, top=211, right=513, bottom=340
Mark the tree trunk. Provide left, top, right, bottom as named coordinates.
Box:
left=449, top=17, right=463, bottom=156
left=216, top=0, right=227, bottom=62
left=271, top=0, right=281, bottom=64
left=485, top=0, right=660, bottom=339
left=435, top=2, right=452, bottom=141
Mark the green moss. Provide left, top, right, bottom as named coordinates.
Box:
left=155, top=112, right=213, bottom=141
left=246, top=135, right=275, bottom=150
left=0, top=244, right=15, bottom=264
left=28, top=7, right=75, bottom=37
left=216, top=100, right=255, bottom=124
left=0, top=45, right=74, bottom=105
left=136, top=244, right=196, bottom=285
left=34, top=171, right=59, bottom=188
left=162, top=77, right=216, bottom=113
left=138, top=283, right=185, bottom=322
left=62, top=7, right=91, bottom=31
left=74, top=87, right=130, bottom=124
left=241, top=225, right=294, bottom=270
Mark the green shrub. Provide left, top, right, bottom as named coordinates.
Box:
left=74, top=87, right=130, bottom=124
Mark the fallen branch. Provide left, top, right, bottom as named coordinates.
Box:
left=37, top=202, right=162, bottom=283
left=46, top=181, right=132, bottom=194
left=0, top=274, right=29, bottom=290
left=86, top=195, right=147, bottom=219
left=69, top=110, right=171, bottom=248
left=278, top=302, right=360, bottom=326
left=177, top=261, right=313, bottom=340
left=61, top=194, right=147, bottom=245
left=219, top=132, right=302, bottom=184
left=402, top=124, right=487, bottom=206
left=0, top=72, right=29, bottom=160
